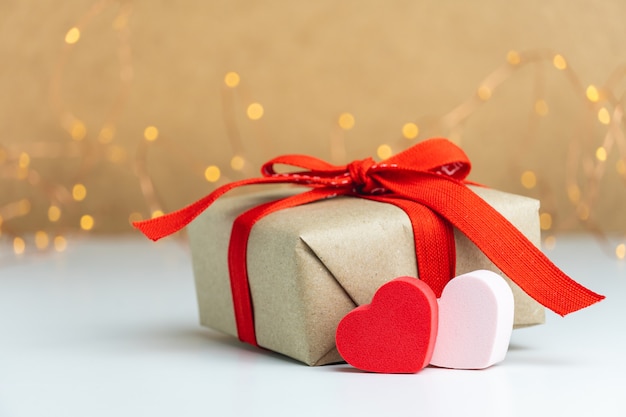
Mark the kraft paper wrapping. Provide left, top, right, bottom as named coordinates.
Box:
left=188, top=186, right=545, bottom=366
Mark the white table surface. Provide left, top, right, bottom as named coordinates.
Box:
left=1, top=235, right=624, bottom=417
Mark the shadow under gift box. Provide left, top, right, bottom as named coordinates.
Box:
left=188, top=186, right=545, bottom=366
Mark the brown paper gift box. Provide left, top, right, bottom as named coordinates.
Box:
left=188, top=185, right=545, bottom=366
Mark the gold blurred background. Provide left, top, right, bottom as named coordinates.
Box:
left=1, top=0, right=625, bottom=256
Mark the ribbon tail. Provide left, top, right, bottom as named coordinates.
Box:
left=133, top=176, right=293, bottom=241
left=379, top=173, right=605, bottom=316
left=228, top=188, right=346, bottom=346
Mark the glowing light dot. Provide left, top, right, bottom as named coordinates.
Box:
left=112, top=14, right=128, bottom=30
left=544, top=236, right=557, bottom=250
left=98, top=125, right=115, bottom=144
left=224, top=72, right=240, bottom=88
left=144, top=126, right=159, bottom=141
left=377, top=144, right=393, bottom=160
left=534, top=99, right=549, bottom=116
left=402, top=123, right=419, bottom=139
left=71, top=121, right=86, bottom=141
left=520, top=170, right=537, bottom=189
left=18, top=152, right=30, bottom=169
left=617, top=159, right=626, bottom=175
left=477, top=86, right=492, bottom=101
left=65, top=27, right=81, bottom=44
left=35, top=231, right=49, bottom=250
left=151, top=210, right=164, bottom=219
left=247, top=103, right=264, bottom=120
left=230, top=155, right=245, bottom=171
left=586, top=85, right=600, bottom=102
left=128, top=212, right=143, bottom=224
left=18, top=199, right=31, bottom=215
left=577, top=203, right=590, bottom=221
left=598, top=107, right=611, bottom=125
left=80, top=215, right=94, bottom=231
left=539, top=212, right=553, bottom=230
left=506, top=50, right=521, bottom=65
left=204, top=165, right=221, bottom=182
left=48, top=205, right=61, bottom=222
left=13, top=237, right=26, bottom=255
left=567, top=184, right=581, bottom=203
left=338, top=113, right=355, bottom=130
left=596, top=146, right=607, bottom=162
left=616, top=244, right=626, bottom=260
left=54, top=236, right=67, bottom=252
left=72, top=183, right=87, bottom=201
left=553, top=54, right=567, bottom=70
left=107, top=146, right=127, bottom=163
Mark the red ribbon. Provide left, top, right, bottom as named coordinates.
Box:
left=134, top=138, right=604, bottom=347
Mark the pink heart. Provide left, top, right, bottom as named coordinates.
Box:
left=335, top=277, right=438, bottom=373
left=430, top=269, right=514, bottom=369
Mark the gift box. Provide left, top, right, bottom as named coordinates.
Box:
left=187, top=185, right=545, bottom=366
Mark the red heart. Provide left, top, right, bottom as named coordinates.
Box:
left=335, top=277, right=438, bottom=373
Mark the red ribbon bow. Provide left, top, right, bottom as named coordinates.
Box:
left=134, top=138, right=604, bottom=346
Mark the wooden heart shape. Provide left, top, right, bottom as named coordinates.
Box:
left=430, top=269, right=514, bottom=369
left=335, top=276, right=438, bottom=373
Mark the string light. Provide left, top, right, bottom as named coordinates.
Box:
left=48, top=205, right=61, bottom=222
left=534, top=99, right=549, bottom=116
left=402, top=123, right=419, bottom=139
left=53, top=236, right=67, bottom=252
left=552, top=54, right=567, bottom=70
left=577, top=203, right=590, bottom=221
left=128, top=212, right=143, bottom=224
left=65, top=27, right=81, bottom=44
left=477, top=86, right=492, bottom=101
left=246, top=103, right=264, bottom=120
left=144, top=126, right=159, bottom=141
left=35, top=231, right=49, bottom=250
left=18, top=153, right=30, bottom=168
left=338, top=113, right=355, bottom=130
left=567, top=184, right=581, bottom=203
left=71, top=121, right=87, bottom=141
left=72, top=183, right=87, bottom=201
left=520, top=171, right=537, bottom=189
left=204, top=165, right=221, bottom=182
left=377, top=144, right=393, bottom=160
left=18, top=199, right=31, bottom=215
left=80, top=214, right=94, bottom=231
left=544, top=235, right=557, bottom=250
left=224, top=71, right=240, bottom=88
left=506, top=50, right=521, bottom=66
left=13, top=237, right=26, bottom=255
left=597, top=107, right=611, bottom=125
left=98, top=125, right=115, bottom=144
left=0, top=9, right=624, bottom=263
left=539, top=213, right=553, bottom=230
left=586, top=85, right=600, bottom=102
left=230, top=155, right=245, bottom=171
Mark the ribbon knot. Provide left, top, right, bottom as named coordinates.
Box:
left=347, top=157, right=380, bottom=193
left=134, top=137, right=603, bottom=347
